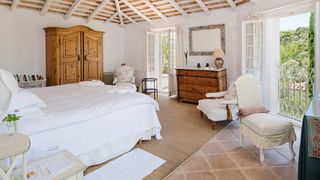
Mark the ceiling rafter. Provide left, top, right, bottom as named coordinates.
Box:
left=64, top=0, right=82, bottom=20
left=121, top=0, right=153, bottom=24
left=194, top=0, right=210, bottom=15
left=11, top=0, right=20, bottom=10
left=40, top=0, right=54, bottom=16
left=114, top=0, right=124, bottom=26
left=142, top=0, right=168, bottom=22
left=87, top=0, right=112, bottom=23
left=166, top=0, right=189, bottom=17
left=120, top=11, right=137, bottom=25
left=250, top=0, right=260, bottom=4
left=225, top=0, right=237, bottom=10
left=105, top=12, right=118, bottom=24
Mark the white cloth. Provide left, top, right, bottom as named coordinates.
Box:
left=79, top=80, right=105, bottom=86
left=197, top=99, right=238, bottom=121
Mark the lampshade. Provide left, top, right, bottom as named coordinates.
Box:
left=213, top=49, right=225, bottom=58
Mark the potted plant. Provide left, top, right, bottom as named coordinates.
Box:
left=3, top=113, right=22, bottom=136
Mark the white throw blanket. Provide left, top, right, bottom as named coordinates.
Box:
left=79, top=80, right=105, bottom=86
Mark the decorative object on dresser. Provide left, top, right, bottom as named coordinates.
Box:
left=14, top=74, right=46, bottom=88
left=189, top=24, right=225, bottom=56
left=213, top=48, right=225, bottom=68
left=44, top=25, right=104, bottom=86
left=176, top=67, right=227, bottom=102
left=0, top=133, right=30, bottom=180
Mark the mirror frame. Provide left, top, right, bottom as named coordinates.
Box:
left=189, top=24, right=225, bottom=56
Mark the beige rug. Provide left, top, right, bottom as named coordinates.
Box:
left=86, top=95, right=230, bottom=179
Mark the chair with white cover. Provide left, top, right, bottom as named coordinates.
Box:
left=113, top=64, right=136, bottom=90
left=235, top=74, right=296, bottom=162
left=197, top=82, right=238, bottom=129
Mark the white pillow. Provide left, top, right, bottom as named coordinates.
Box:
left=0, top=76, right=11, bottom=113
left=7, top=88, right=47, bottom=113
left=0, top=69, right=19, bottom=94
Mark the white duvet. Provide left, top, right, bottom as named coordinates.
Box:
left=16, top=84, right=161, bottom=162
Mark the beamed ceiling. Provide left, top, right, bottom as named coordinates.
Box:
left=0, top=0, right=257, bottom=25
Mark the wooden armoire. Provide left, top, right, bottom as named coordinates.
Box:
left=44, top=26, right=104, bottom=86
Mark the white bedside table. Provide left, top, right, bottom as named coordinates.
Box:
left=0, top=133, right=30, bottom=180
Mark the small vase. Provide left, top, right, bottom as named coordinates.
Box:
left=6, top=122, right=16, bottom=136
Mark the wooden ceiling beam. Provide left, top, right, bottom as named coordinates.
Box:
left=114, top=0, right=124, bottom=26
left=142, top=0, right=168, bottom=21
left=11, top=0, right=21, bottom=10
left=194, top=0, right=210, bottom=15
left=165, top=0, right=189, bottom=17
left=105, top=12, right=118, bottom=24
left=120, top=11, right=137, bottom=25
left=64, top=0, right=82, bottom=20
left=40, top=0, right=54, bottom=16
left=87, top=0, right=111, bottom=23
left=225, top=0, right=237, bottom=10
left=121, top=0, right=153, bottom=24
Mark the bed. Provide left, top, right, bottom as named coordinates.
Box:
left=10, top=84, right=162, bottom=166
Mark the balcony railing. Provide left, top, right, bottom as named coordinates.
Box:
left=279, top=63, right=314, bottom=120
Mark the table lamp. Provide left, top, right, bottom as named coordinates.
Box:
left=213, top=48, right=225, bottom=68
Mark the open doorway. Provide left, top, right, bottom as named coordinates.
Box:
left=147, top=29, right=176, bottom=96
left=279, top=12, right=315, bottom=120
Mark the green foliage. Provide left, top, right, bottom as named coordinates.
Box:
left=309, top=12, right=315, bottom=97
left=161, top=33, right=169, bottom=74
left=279, top=13, right=314, bottom=120
left=3, top=114, right=22, bottom=123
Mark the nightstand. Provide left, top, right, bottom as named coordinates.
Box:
left=0, top=133, right=30, bottom=180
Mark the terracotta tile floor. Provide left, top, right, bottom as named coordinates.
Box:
left=165, top=120, right=301, bottom=180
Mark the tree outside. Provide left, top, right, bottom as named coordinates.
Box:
left=279, top=12, right=314, bottom=120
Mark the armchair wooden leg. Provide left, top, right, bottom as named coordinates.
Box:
left=259, top=148, right=264, bottom=163
left=289, top=141, right=296, bottom=160
left=200, top=111, right=203, bottom=118
left=212, top=121, right=216, bottom=130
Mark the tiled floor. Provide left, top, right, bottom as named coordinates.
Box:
left=165, top=120, right=301, bottom=180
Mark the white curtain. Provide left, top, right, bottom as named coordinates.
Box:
left=169, top=25, right=184, bottom=96
left=263, top=18, right=280, bottom=113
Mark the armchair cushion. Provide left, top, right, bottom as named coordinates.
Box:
left=241, top=113, right=294, bottom=136
left=238, top=106, right=269, bottom=117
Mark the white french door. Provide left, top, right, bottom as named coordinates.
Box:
left=242, top=20, right=264, bottom=80
left=147, top=29, right=176, bottom=96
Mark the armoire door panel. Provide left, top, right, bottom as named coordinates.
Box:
left=60, top=32, right=81, bottom=84
left=62, top=62, right=78, bottom=83
left=83, top=32, right=102, bottom=81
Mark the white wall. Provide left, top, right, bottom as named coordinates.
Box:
left=122, top=0, right=300, bottom=83
left=0, top=6, right=125, bottom=75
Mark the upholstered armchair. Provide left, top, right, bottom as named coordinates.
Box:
left=235, top=74, right=296, bottom=162
left=113, top=64, right=136, bottom=86
left=197, top=82, right=238, bottom=129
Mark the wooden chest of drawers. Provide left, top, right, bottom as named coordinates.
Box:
left=176, top=68, right=227, bottom=102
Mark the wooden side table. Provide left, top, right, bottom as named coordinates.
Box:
left=0, top=133, right=30, bottom=180
left=141, top=78, right=158, bottom=99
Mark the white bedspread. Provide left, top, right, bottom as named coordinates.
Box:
left=15, top=84, right=161, bottom=163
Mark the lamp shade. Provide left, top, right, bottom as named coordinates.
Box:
left=213, top=49, right=225, bottom=58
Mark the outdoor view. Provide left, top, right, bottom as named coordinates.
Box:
left=279, top=12, right=315, bottom=120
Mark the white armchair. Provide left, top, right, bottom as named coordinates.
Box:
left=113, top=64, right=136, bottom=89
left=197, top=82, right=238, bottom=129
left=235, top=74, right=296, bottom=162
